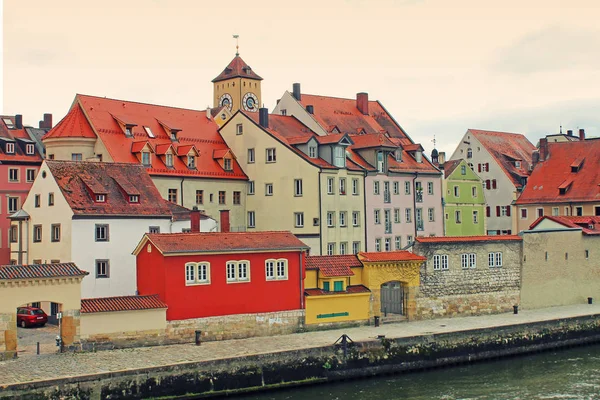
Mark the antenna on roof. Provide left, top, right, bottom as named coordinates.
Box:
left=432, top=135, right=437, bottom=149
left=559, top=124, right=563, bottom=134
left=233, top=34, right=239, bottom=56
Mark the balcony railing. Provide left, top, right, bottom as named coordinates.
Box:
left=384, top=190, right=391, bottom=203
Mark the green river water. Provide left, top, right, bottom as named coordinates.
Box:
left=236, top=344, right=600, bottom=400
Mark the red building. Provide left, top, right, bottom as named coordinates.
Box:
left=0, top=115, right=49, bottom=264
left=133, top=231, right=308, bottom=321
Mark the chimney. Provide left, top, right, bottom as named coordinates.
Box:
left=220, top=209, right=230, bottom=233
left=579, top=128, right=585, bottom=140
left=438, top=151, right=446, bottom=165
left=539, top=138, right=548, bottom=161
left=259, top=107, right=269, bottom=129
left=15, top=115, right=23, bottom=130
left=356, top=92, right=369, bottom=115
left=532, top=150, right=540, bottom=169
left=206, top=106, right=212, bottom=120
left=567, top=129, right=573, bottom=136
left=190, top=206, right=201, bottom=233
left=43, top=113, right=52, bottom=129
left=292, top=83, right=301, bottom=101
left=306, top=105, right=314, bottom=114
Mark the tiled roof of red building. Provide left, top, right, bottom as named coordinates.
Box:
left=305, top=255, right=362, bottom=270
left=140, top=231, right=309, bottom=254
left=80, top=295, right=167, bottom=313
left=359, top=251, right=426, bottom=262
left=529, top=215, right=600, bottom=235
left=469, top=129, right=535, bottom=188
left=46, top=160, right=175, bottom=217
left=44, top=94, right=247, bottom=181
left=42, top=104, right=96, bottom=139
left=415, top=235, right=522, bottom=243
left=515, top=140, right=600, bottom=205
left=0, top=116, right=44, bottom=163
left=298, top=94, right=409, bottom=138
left=212, top=55, right=263, bottom=82
left=305, top=285, right=371, bottom=296
left=0, top=263, right=88, bottom=280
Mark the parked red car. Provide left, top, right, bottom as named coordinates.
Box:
left=16, top=307, right=48, bottom=328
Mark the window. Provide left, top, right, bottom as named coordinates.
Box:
left=327, top=243, right=335, bottom=255
left=323, top=281, right=331, bottom=291
left=129, top=195, right=139, bottom=203
left=226, top=261, right=250, bottom=282
left=433, top=255, right=449, bottom=271
left=142, top=152, right=151, bottom=166
left=34, top=194, right=40, bottom=208
left=96, top=260, right=109, bottom=278
left=294, top=179, right=303, bottom=196
left=236, top=124, right=243, bottom=135
left=334, top=281, right=344, bottom=292
left=333, top=146, right=345, bottom=167
left=266, top=259, right=288, bottom=281
left=247, top=211, right=256, bottom=228
left=427, top=182, right=434, bottom=195
left=453, top=186, right=459, bottom=197
left=535, top=208, right=543, bottom=217
left=552, top=207, right=559, bottom=216
left=308, top=146, right=317, bottom=158
left=187, top=155, right=196, bottom=169
left=196, top=190, right=204, bottom=204
left=294, top=212, right=304, bottom=227
left=374, top=209, right=381, bottom=224
left=472, top=186, right=478, bottom=198
left=9, top=225, right=17, bottom=243
left=8, top=197, right=18, bottom=213
left=339, top=178, right=346, bottom=195
left=576, top=206, right=583, bottom=216
left=33, top=225, right=42, bottom=242
left=265, top=184, right=273, bottom=196
left=185, top=263, right=195, bottom=283
left=339, top=211, right=347, bottom=227
left=149, top=226, right=160, bottom=234
left=6, top=142, right=14, bottom=154
left=428, top=208, right=435, bottom=222
left=327, top=211, right=335, bottom=227
left=467, top=148, right=472, bottom=158
left=384, top=237, right=391, bottom=251
left=48, top=192, right=55, bottom=206
left=95, top=224, right=109, bottom=242
left=394, top=208, right=401, bottom=223
left=352, top=178, right=359, bottom=195
left=585, top=250, right=589, bottom=259
left=489, top=252, right=503, bottom=268
left=95, top=194, right=106, bottom=203
left=125, top=127, right=133, bottom=137
left=461, top=253, right=476, bottom=269
left=247, top=148, right=255, bottom=163
left=375, top=238, right=381, bottom=252
left=327, top=177, right=334, bottom=194
left=143, top=126, right=155, bottom=138
left=461, top=165, right=467, bottom=175
left=395, top=236, right=401, bottom=250
left=185, top=262, right=210, bottom=285
left=405, top=208, right=412, bottom=223
left=455, top=210, right=462, bottom=223
left=217, top=191, right=225, bottom=205
left=520, top=208, right=527, bottom=219
left=352, top=241, right=360, bottom=254
left=8, top=168, right=18, bottom=182
left=229, top=191, right=239, bottom=205
left=469, top=253, right=476, bottom=268
left=168, top=188, right=178, bottom=203
left=248, top=181, right=255, bottom=195
left=223, top=158, right=232, bottom=171
left=26, top=169, right=36, bottom=182
left=373, top=181, right=380, bottom=195
left=71, top=153, right=83, bottom=161
left=266, top=148, right=276, bottom=163
left=339, top=242, right=347, bottom=255
left=51, top=224, right=61, bottom=242
left=473, top=210, right=479, bottom=224
left=165, top=153, right=174, bottom=168
left=352, top=211, right=360, bottom=226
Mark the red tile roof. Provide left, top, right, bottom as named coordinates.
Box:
left=142, top=231, right=309, bottom=254
left=44, top=95, right=247, bottom=181
left=415, top=235, right=522, bottom=243
left=469, top=129, right=535, bottom=188
left=0, top=116, right=44, bottom=164
left=42, top=104, right=96, bottom=139
left=305, top=255, right=362, bottom=270
left=46, top=160, right=175, bottom=217
left=358, top=251, right=426, bottom=262
left=212, top=55, right=263, bottom=82
left=442, top=159, right=463, bottom=179
left=305, top=285, right=371, bottom=296
left=0, top=263, right=88, bottom=280
left=80, top=295, right=167, bottom=313
left=350, top=133, right=397, bottom=150
left=529, top=215, right=600, bottom=235
left=515, top=140, right=600, bottom=205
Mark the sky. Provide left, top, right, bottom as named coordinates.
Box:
left=3, top=0, right=600, bottom=156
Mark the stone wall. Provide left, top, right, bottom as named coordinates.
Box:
left=413, top=239, right=521, bottom=319
left=0, top=313, right=16, bottom=361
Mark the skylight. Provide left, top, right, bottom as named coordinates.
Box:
left=144, top=126, right=155, bottom=138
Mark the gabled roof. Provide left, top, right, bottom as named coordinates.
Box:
left=358, top=251, right=426, bottom=262
left=350, top=133, right=397, bottom=150
left=529, top=215, right=600, bottom=235
left=46, top=160, right=174, bottom=217
left=212, top=55, right=263, bottom=82
left=0, top=263, right=88, bottom=280
left=80, top=295, right=168, bottom=313
left=415, top=235, right=522, bottom=243
left=138, top=231, right=309, bottom=255
left=0, top=116, right=44, bottom=163
left=42, top=104, right=96, bottom=140
left=516, top=139, right=600, bottom=205
left=45, top=94, right=247, bottom=180
left=468, top=129, right=535, bottom=188
left=442, top=159, right=463, bottom=179
left=305, top=255, right=361, bottom=276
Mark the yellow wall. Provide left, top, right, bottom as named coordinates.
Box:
left=214, top=77, right=262, bottom=114
left=0, top=278, right=82, bottom=313
left=305, top=269, right=318, bottom=289
left=350, top=266, right=363, bottom=285
left=44, top=138, right=97, bottom=161
left=305, top=292, right=370, bottom=325
left=80, top=309, right=166, bottom=337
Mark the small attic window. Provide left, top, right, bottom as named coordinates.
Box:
left=515, top=161, right=521, bottom=168
left=308, top=146, right=317, bottom=158
left=165, top=153, right=174, bottom=168
left=224, top=158, right=232, bottom=171
left=26, top=144, right=35, bottom=155
left=95, top=194, right=106, bottom=203
left=2, top=118, right=14, bottom=129
left=129, top=195, right=140, bottom=203
left=6, top=143, right=14, bottom=154
left=395, top=149, right=402, bottom=162
left=187, top=155, right=196, bottom=169
left=170, top=131, right=178, bottom=142
left=142, top=151, right=151, bottom=166
left=125, top=126, right=134, bottom=137
left=143, top=126, right=155, bottom=138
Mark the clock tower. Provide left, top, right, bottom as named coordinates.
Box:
left=213, top=54, right=263, bottom=113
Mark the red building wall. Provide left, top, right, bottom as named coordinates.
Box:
left=137, top=243, right=305, bottom=321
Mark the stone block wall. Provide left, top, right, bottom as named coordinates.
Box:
left=0, top=313, right=16, bottom=361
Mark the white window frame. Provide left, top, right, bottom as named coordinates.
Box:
left=6, top=142, right=14, bottom=154
left=26, top=144, right=35, bottom=155
left=327, top=177, right=334, bottom=195
left=352, top=241, right=360, bottom=254
left=265, top=183, right=274, bottom=196
left=404, top=181, right=411, bottom=195
left=294, top=212, right=304, bottom=228
left=247, top=211, right=256, bottom=228
left=405, top=208, right=412, bottom=223
left=352, top=178, right=359, bottom=195
left=384, top=237, right=391, bottom=251
left=165, top=153, right=173, bottom=167
left=428, top=208, right=435, bottom=222
left=373, top=181, right=380, bottom=195
left=226, top=260, right=251, bottom=283
left=308, top=146, right=317, bottom=158
left=395, top=236, right=401, bottom=250
left=469, top=253, right=476, bottom=268
left=352, top=211, right=360, bottom=227
left=374, top=209, right=381, bottom=224
left=333, top=146, right=345, bottom=167
left=266, top=259, right=288, bottom=281
left=327, top=211, right=335, bottom=227
left=394, top=208, right=401, bottom=223
left=461, top=254, right=469, bottom=269
left=9, top=168, right=19, bottom=182
left=266, top=148, right=276, bottom=163
left=294, top=179, right=303, bottom=196
left=26, top=169, right=36, bottom=182
left=185, top=262, right=211, bottom=285
left=427, top=182, right=434, bottom=195
left=327, top=243, right=335, bottom=255
left=375, top=238, right=381, bottom=252
left=495, top=252, right=503, bottom=267
left=247, top=148, right=255, bottom=163
left=248, top=181, right=255, bottom=195
left=393, top=181, right=400, bottom=195
left=339, top=211, right=347, bottom=227
left=96, top=259, right=109, bottom=278
left=339, top=178, right=346, bottom=195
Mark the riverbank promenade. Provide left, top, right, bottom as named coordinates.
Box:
left=1, top=303, right=599, bottom=386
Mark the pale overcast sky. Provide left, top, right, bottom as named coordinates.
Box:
left=3, top=0, right=600, bottom=156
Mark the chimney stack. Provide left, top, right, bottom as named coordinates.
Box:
left=539, top=138, right=548, bottom=161
left=190, top=206, right=201, bottom=233
left=220, top=209, right=230, bottom=233
left=567, top=129, right=573, bottom=136
left=438, top=152, right=446, bottom=165
left=15, top=115, right=23, bottom=129
left=532, top=150, right=540, bottom=169
left=292, top=83, right=301, bottom=101
left=306, top=105, right=314, bottom=114
left=39, top=114, right=53, bottom=129
left=259, top=107, right=269, bottom=129
left=579, top=128, right=585, bottom=140
left=356, top=93, right=369, bottom=115
left=206, top=106, right=212, bottom=120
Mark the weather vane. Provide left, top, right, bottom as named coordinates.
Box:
left=432, top=135, right=437, bottom=149
left=233, top=35, right=239, bottom=56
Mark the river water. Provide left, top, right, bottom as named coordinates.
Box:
left=236, top=344, right=600, bottom=400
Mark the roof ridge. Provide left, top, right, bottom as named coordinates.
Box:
left=77, top=93, right=207, bottom=114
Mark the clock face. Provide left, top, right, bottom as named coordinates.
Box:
left=242, top=92, right=259, bottom=112
left=219, top=93, right=233, bottom=110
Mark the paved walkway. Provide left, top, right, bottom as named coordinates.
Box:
left=1, top=304, right=599, bottom=386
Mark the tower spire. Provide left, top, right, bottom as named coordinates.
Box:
left=233, top=34, right=239, bottom=56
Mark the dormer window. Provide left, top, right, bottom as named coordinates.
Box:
left=170, top=131, right=178, bottom=142
left=142, top=151, right=151, bottom=166
left=129, top=195, right=140, bottom=203
left=333, top=146, right=345, bottom=168
left=308, top=146, right=317, bottom=159
left=165, top=153, right=174, bottom=168
left=187, top=155, right=196, bottom=169
left=395, top=149, right=402, bottom=162
left=26, top=144, right=35, bottom=155
left=515, top=161, right=521, bottom=168
left=95, top=194, right=106, bottom=203
left=143, top=126, right=155, bottom=138
left=125, top=126, right=134, bottom=137
left=6, top=143, right=14, bottom=154
left=224, top=158, right=232, bottom=171
left=377, top=151, right=385, bottom=172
